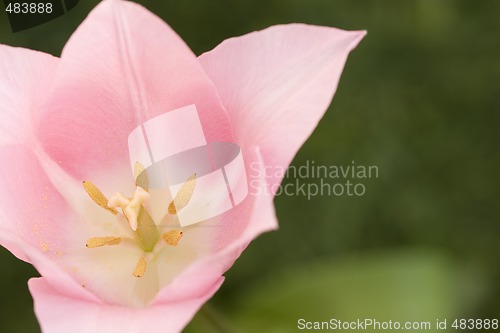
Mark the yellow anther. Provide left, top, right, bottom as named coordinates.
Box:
left=86, top=237, right=122, bottom=248
left=168, top=173, right=196, bottom=214
left=83, top=181, right=118, bottom=215
left=133, top=257, right=147, bottom=277
left=134, top=161, right=149, bottom=191
left=162, top=230, right=183, bottom=246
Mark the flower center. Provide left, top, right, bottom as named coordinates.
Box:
left=82, top=162, right=195, bottom=278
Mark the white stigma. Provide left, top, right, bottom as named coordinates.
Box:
left=108, top=186, right=150, bottom=231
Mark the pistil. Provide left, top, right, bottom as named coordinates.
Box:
left=135, top=206, right=159, bottom=252
left=108, top=187, right=150, bottom=231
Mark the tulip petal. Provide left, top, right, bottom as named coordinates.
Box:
left=0, top=145, right=71, bottom=260
left=35, top=0, right=232, bottom=191
left=199, top=24, right=366, bottom=189
left=29, top=276, right=224, bottom=333
left=154, top=146, right=278, bottom=303
left=0, top=145, right=99, bottom=302
left=0, top=45, right=58, bottom=146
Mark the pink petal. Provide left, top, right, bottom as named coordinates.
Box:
left=0, top=145, right=68, bottom=259
left=0, top=145, right=98, bottom=301
left=0, top=45, right=58, bottom=146
left=199, top=24, right=366, bottom=189
left=206, top=146, right=279, bottom=253
left=154, top=146, right=278, bottom=303
left=29, top=276, right=224, bottom=333
left=35, top=0, right=232, bottom=191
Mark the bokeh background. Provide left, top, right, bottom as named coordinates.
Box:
left=1, top=0, right=499, bottom=332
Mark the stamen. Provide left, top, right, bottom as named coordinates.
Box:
left=133, top=257, right=147, bottom=277
left=168, top=173, right=196, bottom=214
left=86, top=237, right=122, bottom=248
left=134, top=161, right=149, bottom=191
left=83, top=181, right=118, bottom=215
left=162, top=230, right=183, bottom=246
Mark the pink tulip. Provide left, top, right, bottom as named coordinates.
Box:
left=0, top=0, right=365, bottom=332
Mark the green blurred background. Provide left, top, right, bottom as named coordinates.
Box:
left=1, top=0, right=499, bottom=332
